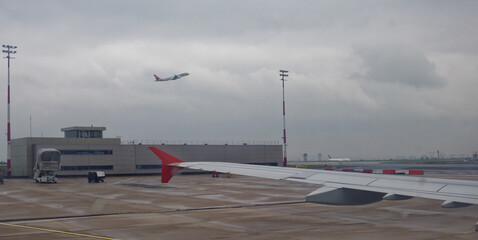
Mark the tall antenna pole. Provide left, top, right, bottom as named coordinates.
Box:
left=2, top=44, right=17, bottom=176
left=280, top=70, right=289, bottom=167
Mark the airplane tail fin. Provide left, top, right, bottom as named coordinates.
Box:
left=154, top=75, right=162, bottom=81
left=149, top=147, right=185, bottom=183
left=328, top=155, right=332, bottom=159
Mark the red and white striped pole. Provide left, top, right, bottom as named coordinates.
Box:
left=280, top=70, right=288, bottom=167
left=2, top=44, right=17, bottom=176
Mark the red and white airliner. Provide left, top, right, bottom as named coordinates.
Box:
left=154, top=73, right=189, bottom=81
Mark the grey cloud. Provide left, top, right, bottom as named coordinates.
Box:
left=1, top=0, right=477, bottom=160
left=353, top=44, right=445, bottom=88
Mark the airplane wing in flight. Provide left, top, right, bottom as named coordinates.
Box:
left=149, top=147, right=478, bottom=208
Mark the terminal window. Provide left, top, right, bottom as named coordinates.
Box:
left=60, top=150, right=113, bottom=155
left=136, top=165, right=162, bottom=170
left=61, top=165, right=113, bottom=171
left=64, top=130, right=103, bottom=138
left=246, top=162, right=278, bottom=166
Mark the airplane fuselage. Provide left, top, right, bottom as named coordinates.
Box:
left=154, top=72, right=189, bottom=81
left=328, top=158, right=351, bottom=161
left=327, top=155, right=351, bottom=161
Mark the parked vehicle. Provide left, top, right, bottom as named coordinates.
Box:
left=88, top=171, right=105, bottom=183
left=33, top=148, right=61, bottom=183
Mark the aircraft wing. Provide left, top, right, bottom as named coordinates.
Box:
left=173, top=73, right=189, bottom=80
left=149, top=147, right=478, bottom=208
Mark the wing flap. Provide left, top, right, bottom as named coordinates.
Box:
left=306, top=172, right=378, bottom=186
left=368, top=178, right=445, bottom=192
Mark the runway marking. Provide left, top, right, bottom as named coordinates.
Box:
left=1, top=200, right=306, bottom=223
left=0, top=222, right=119, bottom=240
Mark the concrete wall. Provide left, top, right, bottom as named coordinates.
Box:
left=10, top=138, right=29, bottom=177
left=11, top=137, right=282, bottom=177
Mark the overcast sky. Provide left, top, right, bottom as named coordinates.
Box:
left=1, top=0, right=477, bottom=160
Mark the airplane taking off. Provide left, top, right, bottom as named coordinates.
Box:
left=154, top=72, right=189, bottom=81
left=149, top=146, right=478, bottom=208
left=328, top=155, right=351, bottom=161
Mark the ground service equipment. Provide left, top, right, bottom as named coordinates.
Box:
left=33, top=148, right=61, bottom=183
left=88, top=171, right=105, bottom=183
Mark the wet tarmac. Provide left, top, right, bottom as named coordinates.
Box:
left=1, top=169, right=477, bottom=239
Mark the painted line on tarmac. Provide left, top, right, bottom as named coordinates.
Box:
left=0, top=222, right=119, bottom=240
left=0, top=200, right=306, bottom=223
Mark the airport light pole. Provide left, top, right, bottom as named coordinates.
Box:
left=280, top=70, right=288, bottom=167
left=2, top=44, right=17, bottom=176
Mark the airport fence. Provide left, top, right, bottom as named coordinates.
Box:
left=122, top=139, right=281, bottom=146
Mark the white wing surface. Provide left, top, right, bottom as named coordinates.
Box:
left=149, top=147, right=478, bottom=208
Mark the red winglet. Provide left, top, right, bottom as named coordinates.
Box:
left=149, top=147, right=185, bottom=183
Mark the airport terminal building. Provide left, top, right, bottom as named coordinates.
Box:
left=10, top=126, right=282, bottom=177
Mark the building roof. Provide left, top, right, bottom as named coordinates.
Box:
left=61, top=126, right=106, bottom=132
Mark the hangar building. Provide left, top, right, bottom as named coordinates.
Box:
left=10, top=126, right=282, bottom=177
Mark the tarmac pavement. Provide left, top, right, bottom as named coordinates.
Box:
left=0, top=170, right=477, bottom=240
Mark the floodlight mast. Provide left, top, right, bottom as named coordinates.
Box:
left=280, top=70, right=289, bottom=167
left=2, top=44, right=17, bottom=176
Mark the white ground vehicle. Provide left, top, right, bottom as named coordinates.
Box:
left=33, top=148, right=61, bottom=183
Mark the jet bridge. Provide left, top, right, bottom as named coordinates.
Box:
left=33, top=148, right=61, bottom=183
